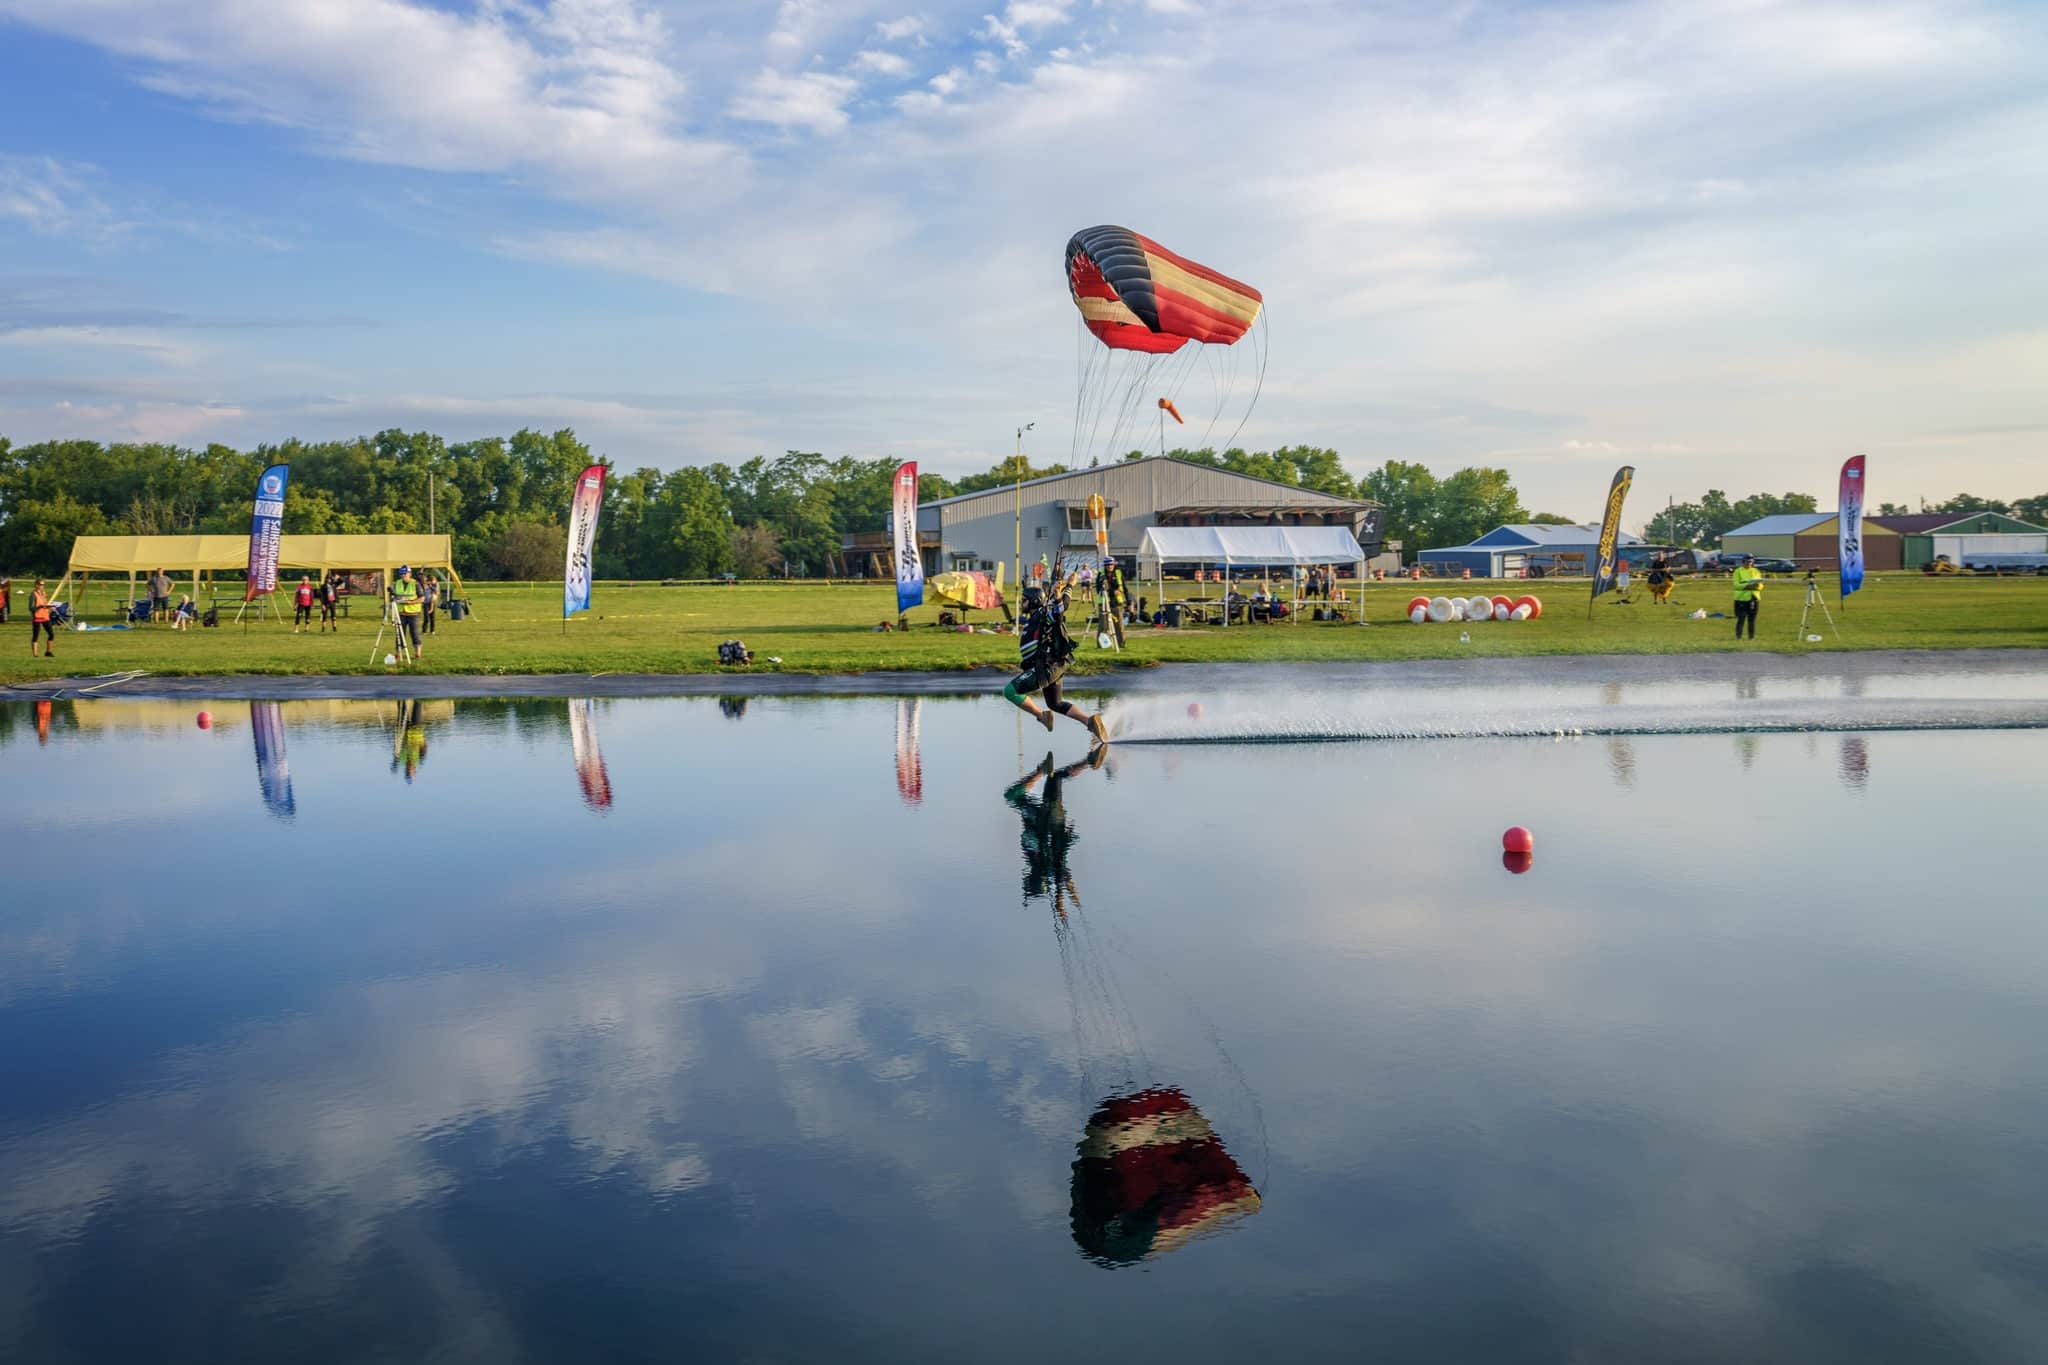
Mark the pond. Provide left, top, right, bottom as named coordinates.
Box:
left=5, top=663, right=2047, bottom=1363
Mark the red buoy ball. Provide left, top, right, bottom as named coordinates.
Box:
left=1502, top=850, right=1533, bottom=875
left=1187, top=702, right=1203, bottom=719
left=196, top=711, right=213, bottom=730
left=1502, top=825, right=1534, bottom=854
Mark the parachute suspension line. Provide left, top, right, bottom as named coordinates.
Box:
left=1073, top=317, right=1106, bottom=466
left=1070, top=908, right=1271, bottom=1188
left=1216, top=307, right=1269, bottom=456
left=1055, top=899, right=1149, bottom=1097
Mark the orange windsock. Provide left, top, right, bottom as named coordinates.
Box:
left=1158, top=397, right=1184, bottom=424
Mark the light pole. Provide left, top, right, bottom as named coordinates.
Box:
left=1013, top=422, right=1034, bottom=604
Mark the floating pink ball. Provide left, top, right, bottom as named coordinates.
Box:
left=1187, top=702, right=1203, bottom=719
left=1502, top=825, right=1534, bottom=854
left=196, top=711, right=213, bottom=730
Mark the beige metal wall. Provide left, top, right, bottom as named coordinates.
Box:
left=932, top=459, right=1358, bottom=569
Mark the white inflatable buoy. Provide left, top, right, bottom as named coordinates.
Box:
left=1427, top=596, right=1456, bottom=623
left=1451, top=599, right=1468, bottom=621
left=1409, top=605, right=1428, bottom=624
left=1467, top=595, right=1495, bottom=620
left=1511, top=604, right=1533, bottom=621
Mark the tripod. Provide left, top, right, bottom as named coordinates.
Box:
left=369, top=596, right=415, bottom=666
left=1795, top=573, right=1838, bottom=642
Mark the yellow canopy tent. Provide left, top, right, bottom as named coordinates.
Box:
left=59, top=533, right=465, bottom=620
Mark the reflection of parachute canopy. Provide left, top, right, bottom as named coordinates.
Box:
left=1071, top=1087, right=1262, bottom=1266
left=1065, top=226, right=1268, bottom=464
left=1066, top=226, right=1263, bottom=353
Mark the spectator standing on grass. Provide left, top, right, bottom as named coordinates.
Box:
left=318, top=574, right=341, bottom=633
left=148, top=567, right=173, bottom=623
left=1731, top=555, right=1764, bottom=641
left=421, top=573, right=439, bottom=635
left=30, top=579, right=56, bottom=658
left=292, top=577, right=315, bottom=633
left=0, top=576, right=11, bottom=624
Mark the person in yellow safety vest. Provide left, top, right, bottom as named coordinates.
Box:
left=391, top=565, right=425, bottom=661
left=1731, top=555, right=1764, bottom=641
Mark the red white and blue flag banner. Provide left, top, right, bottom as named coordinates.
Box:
left=895, top=698, right=923, bottom=805
left=568, top=698, right=614, bottom=811
left=1589, top=464, right=1635, bottom=606
left=564, top=464, right=606, bottom=619
left=249, top=700, right=295, bottom=821
left=892, top=461, right=924, bottom=616
left=1839, top=455, right=1866, bottom=600
left=244, top=463, right=289, bottom=601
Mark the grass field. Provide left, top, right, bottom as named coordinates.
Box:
left=5, top=573, right=2046, bottom=681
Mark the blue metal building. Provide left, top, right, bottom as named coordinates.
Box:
left=1417, top=523, right=1643, bottom=578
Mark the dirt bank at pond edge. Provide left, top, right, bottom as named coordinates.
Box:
left=11, top=649, right=2047, bottom=701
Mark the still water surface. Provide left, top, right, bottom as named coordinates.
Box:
left=4, top=682, right=2047, bottom=1362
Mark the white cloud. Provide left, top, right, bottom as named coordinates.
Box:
left=726, top=68, right=860, bottom=133
left=2, top=0, right=2044, bottom=506
left=0, top=155, right=129, bottom=245
left=849, top=49, right=913, bottom=78
left=873, top=15, right=926, bottom=43
left=0, top=0, right=727, bottom=199
left=768, top=0, right=824, bottom=51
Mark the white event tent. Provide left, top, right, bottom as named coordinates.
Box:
left=1137, top=525, right=1367, bottom=626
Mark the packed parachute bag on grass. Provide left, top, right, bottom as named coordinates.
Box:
left=717, top=639, right=751, bottom=666
left=202, top=606, right=219, bottom=628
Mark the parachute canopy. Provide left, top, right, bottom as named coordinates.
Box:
left=1066, top=226, right=1263, bottom=354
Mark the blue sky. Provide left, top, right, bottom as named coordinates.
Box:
left=1, top=0, right=2043, bottom=517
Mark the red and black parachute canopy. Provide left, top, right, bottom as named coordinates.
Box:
left=1065, top=225, right=1263, bottom=355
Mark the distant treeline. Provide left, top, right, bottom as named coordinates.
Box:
left=9, top=429, right=2026, bottom=577
left=1646, top=488, right=2048, bottom=548
left=0, top=430, right=1555, bottom=577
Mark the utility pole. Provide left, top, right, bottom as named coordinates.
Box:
left=1013, top=422, right=1034, bottom=605
left=429, top=472, right=437, bottom=535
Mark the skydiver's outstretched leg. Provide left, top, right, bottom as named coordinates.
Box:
left=1004, top=674, right=1108, bottom=742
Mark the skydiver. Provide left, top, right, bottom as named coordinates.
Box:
left=1005, top=578, right=1109, bottom=743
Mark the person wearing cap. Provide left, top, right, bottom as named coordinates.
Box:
left=1098, top=555, right=1128, bottom=647
left=1731, top=555, right=1764, bottom=641
left=391, top=565, right=425, bottom=660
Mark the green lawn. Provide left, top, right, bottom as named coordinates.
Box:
left=6, top=573, right=2046, bottom=681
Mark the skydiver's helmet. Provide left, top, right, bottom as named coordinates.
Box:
left=1022, top=583, right=1046, bottom=612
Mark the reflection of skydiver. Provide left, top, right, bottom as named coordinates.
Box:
left=1004, top=747, right=1105, bottom=909
left=1005, top=753, right=1264, bottom=1266
left=391, top=700, right=428, bottom=783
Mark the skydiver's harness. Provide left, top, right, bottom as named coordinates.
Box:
left=1019, top=599, right=1077, bottom=682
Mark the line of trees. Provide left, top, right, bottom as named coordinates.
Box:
left=2, top=432, right=1558, bottom=577
left=12, top=429, right=2035, bottom=578
left=1640, top=489, right=2048, bottom=547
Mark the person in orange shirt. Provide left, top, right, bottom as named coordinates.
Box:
left=29, top=579, right=57, bottom=658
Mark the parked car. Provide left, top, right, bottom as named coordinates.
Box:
left=1750, top=558, right=1801, bottom=574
